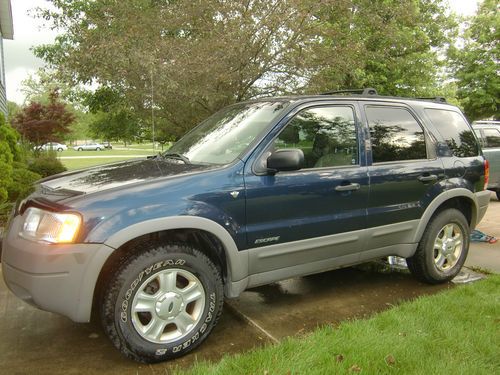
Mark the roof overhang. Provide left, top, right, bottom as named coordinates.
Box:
left=0, top=0, right=13, bottom=39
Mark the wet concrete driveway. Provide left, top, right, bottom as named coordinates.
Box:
left=0, top=265, right=451, bottom=374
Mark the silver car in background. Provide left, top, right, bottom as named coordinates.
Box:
left=73, top=143, right=105, bottom=151
left=473, top=121, right=500, bottom=199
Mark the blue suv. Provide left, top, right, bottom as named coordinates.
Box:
left=1, top=89, right=490, bottom=362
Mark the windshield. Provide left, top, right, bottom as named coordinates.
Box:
left=166, top=101, right=289, bottom=165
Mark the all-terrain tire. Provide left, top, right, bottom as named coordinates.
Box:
left=100, top=242, right=224, bottom=363
left=407, top=208, right=469, bottom=284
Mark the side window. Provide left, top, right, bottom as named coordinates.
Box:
left=273, top=106, right=358, bottom=169
left=366, top=106, right=427, bottom=163
left=474, top=130, right=486, bottom=148
left=483, top=128, right=500, bottom=148
left=424, top=109, right=479, bottom=157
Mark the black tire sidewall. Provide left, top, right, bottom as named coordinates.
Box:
left=105, top=246, right=222, bottom=362
left=422, top=209, right=469, bottom=281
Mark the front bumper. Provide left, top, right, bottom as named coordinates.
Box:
left=1, top=215, right=115, bottom=322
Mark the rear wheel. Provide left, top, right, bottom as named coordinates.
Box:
left=100, top=243, right=224, bottom=363
left=77, top=147, right=83, bottom=151
left=407, top=208, right=469, bottom=284
left=57, top=147, right=63, bottom=152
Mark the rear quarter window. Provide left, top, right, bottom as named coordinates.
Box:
left=483, top=128, right=500, bottom=148
left=424, top=108, right=479, bottom=157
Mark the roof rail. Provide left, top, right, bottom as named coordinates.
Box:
left=416, top=96, right=447, bottom=103
left=320, top=88, right=378, bottom=96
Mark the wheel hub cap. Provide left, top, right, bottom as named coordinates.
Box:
left=155, top=292, right=184, bottom=320
left=433, top=223, right=464, bottom=271
left=130, top=268, right=205, bottom=344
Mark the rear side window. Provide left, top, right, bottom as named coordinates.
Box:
left=424, top=109, right=479, bottom=157
left=483, top=128, right=500, bottom=148
left=366, top=106, right=427, bottom=163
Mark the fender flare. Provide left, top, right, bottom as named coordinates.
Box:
left=412, top=188, right=478, bottom=243
left=103, top=216, right=249, bottom=282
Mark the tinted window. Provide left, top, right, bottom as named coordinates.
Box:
left=425, top=109, right=479, bottom=157
left=274, top=106, right=358, bottom=168
left=366, top=106, right=427, bottom=163
left=483, top=128, right=500, bottom=148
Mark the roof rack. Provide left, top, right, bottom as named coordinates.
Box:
left=415, top=96, right=447, bottom=103
left=320, top=88, right=378, bottom=96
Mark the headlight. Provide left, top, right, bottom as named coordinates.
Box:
left=20, top=207, right=81, bottom=243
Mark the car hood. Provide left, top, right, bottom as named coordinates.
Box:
left=37, top=158, right=215, bottom=200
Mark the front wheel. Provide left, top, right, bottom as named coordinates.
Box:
left=77, top=147, right=83, bottom=151
left=100, top=243, right=224, bottom=363
left=407, top=208, right=469, bottom=284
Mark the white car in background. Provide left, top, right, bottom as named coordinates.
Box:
left=36, top=142, right=68, bottom=152
left=73, top=143, right=106, bottom=151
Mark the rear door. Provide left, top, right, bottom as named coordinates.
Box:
left=362, top=103, right=445, bottom=251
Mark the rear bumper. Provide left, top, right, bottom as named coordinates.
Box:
left=1, top=215, right=115, bottom=322
left=475, top=190, right=491, bottom=226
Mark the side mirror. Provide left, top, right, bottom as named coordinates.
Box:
left=267, top=149, right=304, bottom=174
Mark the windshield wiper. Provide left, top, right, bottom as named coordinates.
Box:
left=162, top=152, right=191, bottom=164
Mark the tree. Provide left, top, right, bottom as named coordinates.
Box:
left=34, top=0, right=456, bottom=140
left=307, top=0, right=457, bottom=96
left=12, top=90, right=76, bottom=147
left=84, top=87, right=140, bottom=146
left=35, top=0, right=326, bottom=140
left=449, top=0, right=499, bottom=121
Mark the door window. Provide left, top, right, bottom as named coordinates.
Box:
left=366, top=106, right=427, bottom=163
left=483, top=128, right=500, bottom=148
left=273, top=106, right=358, bottom=169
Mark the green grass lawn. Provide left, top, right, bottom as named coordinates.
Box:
left=55, top=148, right=158, bottom=170
left=182, top=275, right=499, bottom=375
left=60, top=157, right=144, bottom=170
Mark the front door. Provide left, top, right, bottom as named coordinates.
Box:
left=244, top=103, right=369, bottom=274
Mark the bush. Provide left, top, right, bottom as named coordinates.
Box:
left=0, top=113, right=15, bottom=204
left=8, top=162, right=41, bottom=201
left=28, top=155, right=67, bottom=178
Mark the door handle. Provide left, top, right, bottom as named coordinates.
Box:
left=335, top=183, right=361, bottom=192
left=418, top=174, right=438, bottom=183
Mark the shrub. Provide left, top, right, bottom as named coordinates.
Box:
left=8, top=162, right=41, bottom=201
left=0, top=113, right=15, bottom=204
left=28, top=155, right=67, bottom=178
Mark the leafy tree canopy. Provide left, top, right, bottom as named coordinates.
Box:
left=34, top=0, right=456, bottom=139
left=449, top=0, right=499, bottom=121
left=12, top=90, right=76, bottom=147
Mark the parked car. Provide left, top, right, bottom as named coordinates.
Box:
left=473, top=122, right=500, bottom=199
left=35, top=142, right=68, bottom=152
left=2, top=89, right=490, bottom=363
left=73, top=142, right=105, bottom=151
left=103, top=141, right=113, bottom=149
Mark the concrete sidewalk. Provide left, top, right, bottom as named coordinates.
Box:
left=465, top=192, right=500, bottom=273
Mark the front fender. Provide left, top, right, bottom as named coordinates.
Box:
left=103, top=216, right=249, bottom=283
